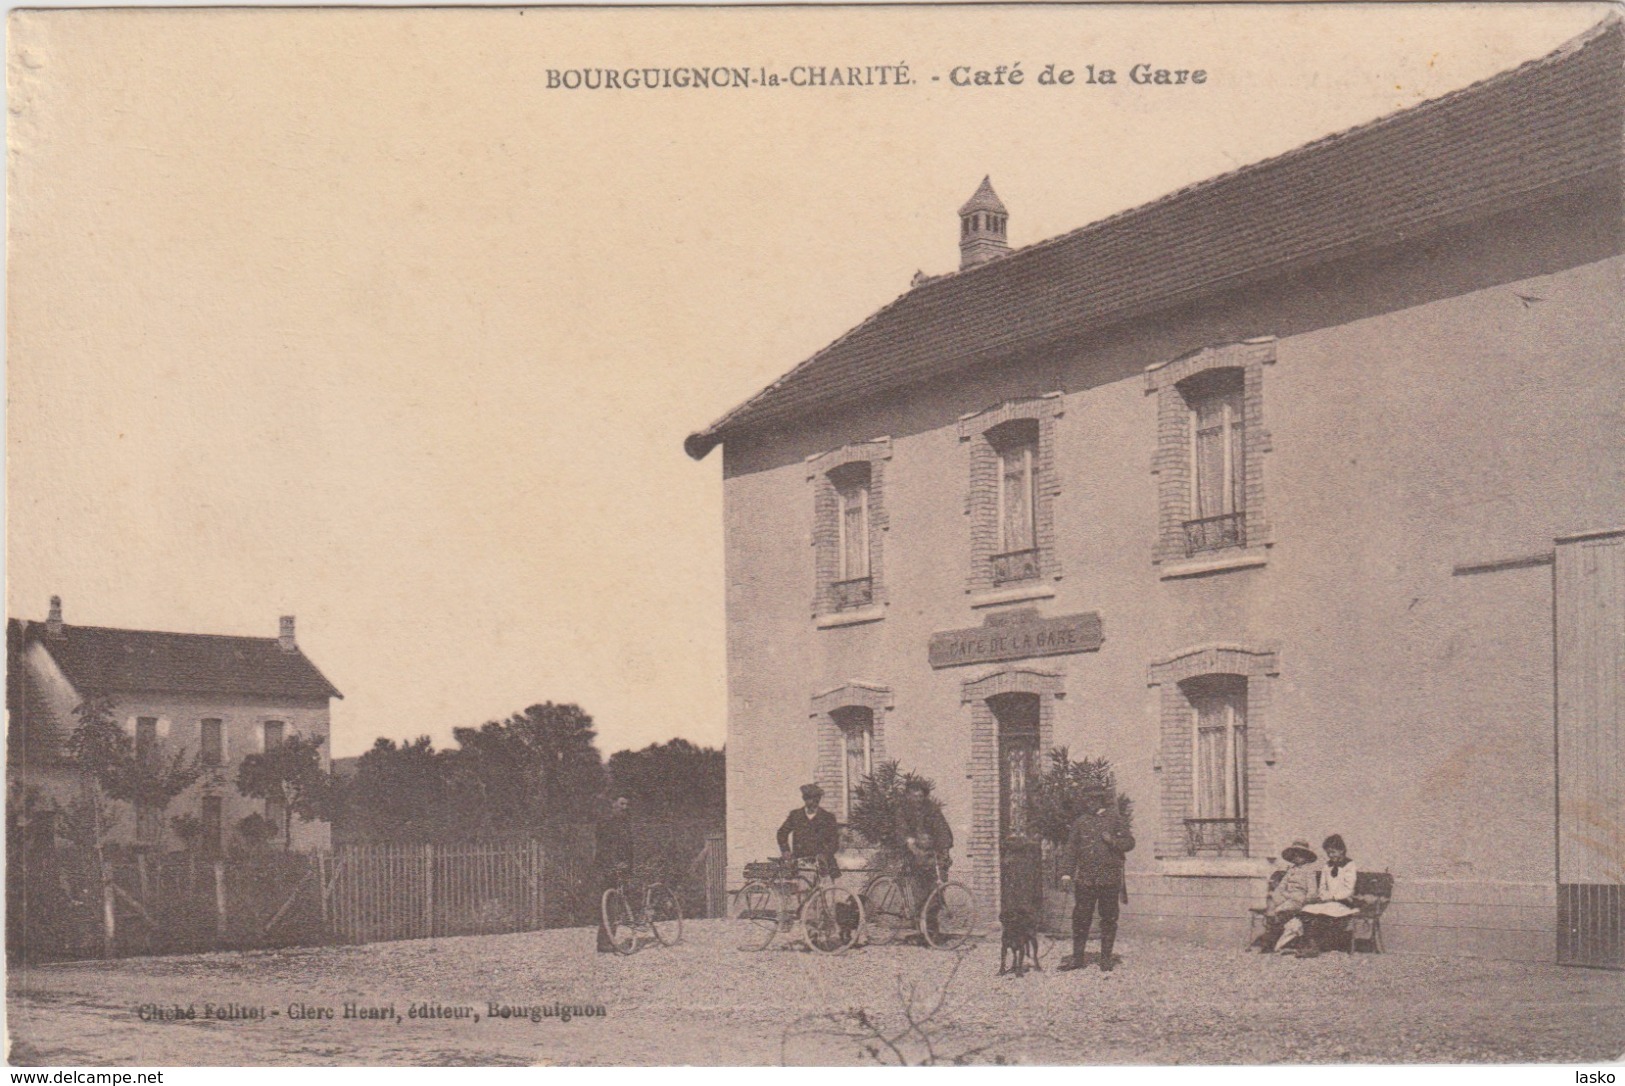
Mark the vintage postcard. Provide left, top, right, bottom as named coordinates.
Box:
left=5, top=2, right=1622, bottom=1070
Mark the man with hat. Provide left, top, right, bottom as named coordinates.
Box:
left=778, top=783, right=841, bottom=880
left=1259, top=839, right=1319, bottom=953
left=894, top=779, right=955, bottom=940
left=1057, top=782, right=1135, bottom=972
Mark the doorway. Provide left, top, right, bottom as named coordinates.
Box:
left=992, top=693, right=1043, bottom=918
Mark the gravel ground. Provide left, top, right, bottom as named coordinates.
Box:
left=7, top=921, right=1622, bottom=1066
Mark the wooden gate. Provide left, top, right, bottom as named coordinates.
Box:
left=1556, top=529, right=1624, bottom=969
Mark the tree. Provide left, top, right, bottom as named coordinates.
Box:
left=341, top=736, right=456, bottom=843
left=235, top=733, right=329, bottom=850
left=448, top=702, right=605, bottom=835
left=606, top=739, right=725, bottom=819
left=1030, top=747, right=1134, bottom=847
left=66, top=696, right=202, bottom=849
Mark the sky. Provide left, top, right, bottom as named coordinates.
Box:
left=6, top=3, right=1609, bottom=758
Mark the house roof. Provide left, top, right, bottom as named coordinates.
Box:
left=10, top=619, right=343, bottom=702
left=685, top=18, right=1624, bottom=460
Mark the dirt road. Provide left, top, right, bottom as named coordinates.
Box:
left=8, top=922, right=1622, bottom=1065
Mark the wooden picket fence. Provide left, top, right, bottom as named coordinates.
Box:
left=327, top=840, right=548, bottom=944
left=8, top=824, right=724, bottom=961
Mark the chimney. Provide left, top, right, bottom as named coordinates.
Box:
left=958, top=176, right=1010, bottom=270
left=46, top=596, right=64, bottom=639
left=279, top=615, right=297, bottom=653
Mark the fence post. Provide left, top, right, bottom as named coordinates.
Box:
left=705, top=832, right=724, bottom=919
left=213, top=861, right=228, bottom=945
left=424, top=843, right=435, bottom=939
left=101, top=878, right=117, bottom=958
left=317, top=851, right=329, bottom=926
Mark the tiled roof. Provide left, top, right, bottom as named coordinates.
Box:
left=11, top=619, right=342, bottom=702
left=686, top=19, right=1624, bottom=460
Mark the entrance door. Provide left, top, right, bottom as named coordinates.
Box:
left=993, top=694, right=1043, bottom=918
left=1556, top=530, right=1624, bottom=968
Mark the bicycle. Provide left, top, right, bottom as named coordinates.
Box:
left=730, top=859, right=865, bottom=954
left=601, top=877, right=683, bottom=955
left=861, top=854, right=978, bottom=949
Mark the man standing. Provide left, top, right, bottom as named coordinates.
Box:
left=1058, top=783, right=1135, bottom=973
left=778, top=783, right=840, bottom=879
left=894, top=779, right=954, bottom=939
left=595, top=794, right=634, bottom=952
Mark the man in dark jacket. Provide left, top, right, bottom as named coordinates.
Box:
left=595, top=794, right=634, bottom=952
left=1057, top=783, right=1135, bottom=972
left=895, top=779, right=954, bottom=939
left=778, top=783, right=840, bottom=879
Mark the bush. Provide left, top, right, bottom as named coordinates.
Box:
left=848, top=761, right=945, bottom=864
left=1030, top=747, right=1133, bottom=846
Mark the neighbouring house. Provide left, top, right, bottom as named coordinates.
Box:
left=6, top=597, right=343, bottom=853
left=686, top=22, right=1624, bottom=965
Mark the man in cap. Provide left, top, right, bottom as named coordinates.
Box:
left=895, top=779, right=955, bottom=940
left=1057, top=782, right=1135, bottom=972
left=778, top=783, right=841, bottom=880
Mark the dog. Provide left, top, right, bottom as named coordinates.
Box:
left=998, top=906, right=1041, bottom=976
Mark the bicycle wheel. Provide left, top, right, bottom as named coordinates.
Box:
left=862, top=875, right=912, bottom=946
left=921, top=881, right=977, bottom=950
left=802, top=885, right=865, bottom=955
left=647, top=883, right=683, bottom=946
left=601, top=887, right=639, bottom=955
left=730, top=880, right=780, bottom=951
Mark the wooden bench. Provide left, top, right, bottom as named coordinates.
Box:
left=1343, top=870, right=1394, bottom=953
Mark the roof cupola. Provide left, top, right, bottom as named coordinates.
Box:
left=958, top=176, right=1009, bottom=270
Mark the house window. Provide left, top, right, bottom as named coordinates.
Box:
left=832, top=706, right=874, bottom=822
left=1185, top=675, right=1248, bottom=853
left=960, top=396, right=1062, bottom=597
left=809, top=439, right=890, bottom=620
left=263, top=720, right=285, bottom=751
left=201, top=795, right=223, bottom=856
left=266, top=794, right=287, bottom=834
left=833, top=462, right=871, bottom=586
left=135, top=717, right=158, bottom=766
left=989, top=419, right=1041, bottom=585
left=1147, top=339, right=1272, bottom=570
left=201, top=719, right=224, bottom=767
left=1183, top=368, right=1245, bottom=555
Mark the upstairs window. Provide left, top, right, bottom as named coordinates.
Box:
left=135, top=717, right=159, bottom=766
left=833, top=461, right=871, bottom=584
left=262, top=720, right=285, bottom=751
left=201, top=719, right=224, bottom=767
left=1183, top=368, right=1246, bottom=555
left=809, top=439, right=891, bottom=622
left=990, top=419, right=1041, bottom=585
left=1146, top=339, right=1273, bottom=572
left=959, top=396, right=1062, bottom=597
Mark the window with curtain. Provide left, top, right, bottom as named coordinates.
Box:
left=1182, top=368, right=1246, bottom=553
left=1188, top=675, right=1248, bottom=823
left=832, top=461, right=871, bottom=582
left=832, top=706, right=874, bottom=821
left=991, top=420, right=1038, bottom=557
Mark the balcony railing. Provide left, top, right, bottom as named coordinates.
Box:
left=832, top=576, right=874, bottom=611
left=1184, top=817, right=1249, bottom=855
left=991, top=548, right=1041, bottom=586
left=1182, top=512, right=1245, bottom=556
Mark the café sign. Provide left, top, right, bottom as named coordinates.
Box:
left=928, top=612, right=1103, bottom=669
